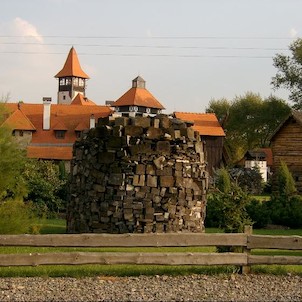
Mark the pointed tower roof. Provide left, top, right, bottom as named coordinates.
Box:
left=55, top=47, right=90, bottom=79
left=112, top=76, right=165, bottom=109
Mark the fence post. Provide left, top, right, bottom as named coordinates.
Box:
left=240, top=225, right=252, bottom=274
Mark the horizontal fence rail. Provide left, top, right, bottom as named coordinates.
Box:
left=0, top=233, right=247, bottom=248
left=0, top=232, right=302, bottom=270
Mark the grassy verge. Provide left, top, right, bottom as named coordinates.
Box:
left=0, top=265, right=238, bottom=278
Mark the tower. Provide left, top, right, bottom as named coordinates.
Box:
left=54, top=47, right=90, bottom=105
left=112, top=76, right=165, bottom=117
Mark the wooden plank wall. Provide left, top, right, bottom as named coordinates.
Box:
left=203, top=136, right=224, bottom=175
left=271, top=118, right=302, bottom=191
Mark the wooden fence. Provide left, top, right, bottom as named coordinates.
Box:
left=0, top=228, right=301, bottom=273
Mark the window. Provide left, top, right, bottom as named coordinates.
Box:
left=63, top=95, right=66, bottom=100
left=19, top=130, right=24, bottom=137
left=55, top=130, right=66, bottom=139
left=75, top=131, right=82, bottom=139
left=79, top=79, right=84, bottom=86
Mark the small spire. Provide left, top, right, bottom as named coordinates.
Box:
left=132, top=76, right=146, bottom=89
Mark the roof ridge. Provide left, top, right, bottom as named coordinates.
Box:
left=174, top=111, right=214, bottom=115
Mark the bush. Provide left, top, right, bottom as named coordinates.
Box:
left=229, top=167, right=263, bottom=195
left=276, top=161, right=297, bottom=196
left=0, top=199, right=39, bottom=234
left=246, top=198, right=270, bottom=228
left=206, top=168, right=252, bottom=233
left=24, top=160, right=68, bottom=217
left=266, top=194, right=302, bottom=228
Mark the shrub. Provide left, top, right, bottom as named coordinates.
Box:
left=24, top=160, right=68, bottom=217
left=266, top=194, right=302, bottom=228
left=276, top=161, right=297, bottom=196
left=229, top=167, right=263, bottom=195
left=206, top=168, right=252, bottom=233
left=0, top=199, right=39, bottom=234
left=246, top=198, right=270, bottom=228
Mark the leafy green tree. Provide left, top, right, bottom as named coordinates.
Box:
left=257, top=96, right=291, bottom=146
left=206, top=98, right=231, bottom=124
left=24, top=160, right=68, bottom=217
left=0, top=102, right=27, bottom=200
left=272, top=38, right=302, bottom=109
left=206, top=93, right=290, bottom=163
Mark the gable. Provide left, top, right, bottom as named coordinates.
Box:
left=1, top=108, right=36, bottom=131
left=270, top=114, right=302, bottom=144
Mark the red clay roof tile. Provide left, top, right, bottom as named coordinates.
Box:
left=113, top=87, right=165, bottom=109
left=27, top=146, right=73, bottom=160
left=4, top=102, right=112, bottom=159
left=71, top=94, right=96, bottom=106
left=1, top=109, right=36, bottom=131
left=174, top=112, right=225, bottom=137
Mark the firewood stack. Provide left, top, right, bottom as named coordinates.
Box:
left=67, top=114, right=208, bottom=233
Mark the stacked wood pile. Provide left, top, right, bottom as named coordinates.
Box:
left=67, top=115, right=208, bottom=234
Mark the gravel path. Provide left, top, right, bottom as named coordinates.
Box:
left=0, top=274, right=301, bottom=301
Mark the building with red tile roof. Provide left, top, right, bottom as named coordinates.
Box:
left=1, top=47, right=112, bottom=162
left=4, top=102, right=112, bottom=161
left=1, top=47, right=225, bottom=173
left=174, top=112, right=225, bottom=174
left=174, top=112, right=225, bottom=137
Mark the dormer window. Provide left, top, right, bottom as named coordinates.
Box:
left=55, top=130, right=66, bottom=139
left=75, top=131, right=82, bottom=139
left=12, top=130, right=24, bottom=137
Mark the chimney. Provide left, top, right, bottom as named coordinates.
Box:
left=90, top=114, right=95, bottom=129
left=43, top=97, right=52, bottom=130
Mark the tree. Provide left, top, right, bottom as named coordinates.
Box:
left=0, top=102, right=27, bottom=200
left=276, top=161, right=297, bottom=196
left=206, top=93, right=290, bottom=163
left=272, top=38, right=302, bottom=109
left=206, top=98, right=231, bottom=124
left=23, top=160, right=68, bottom=217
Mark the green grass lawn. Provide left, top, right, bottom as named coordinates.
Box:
left=0, top=218, right=301, bottom=278
left=38, top=218, right=66, bottom=234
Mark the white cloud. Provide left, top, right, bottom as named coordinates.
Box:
left=289, top=28, right=298, bottom=38
left=13, top=17, right=43, bottom=43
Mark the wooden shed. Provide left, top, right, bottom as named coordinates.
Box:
left=270, top=110, right=302, bottom=192
left=174, top=112, right=225, bottom=176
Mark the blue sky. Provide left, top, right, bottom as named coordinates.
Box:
left=0, top=0, right=301, bottom=113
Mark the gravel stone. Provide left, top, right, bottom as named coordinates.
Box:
left=0, top=274, right=301, bottom=301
